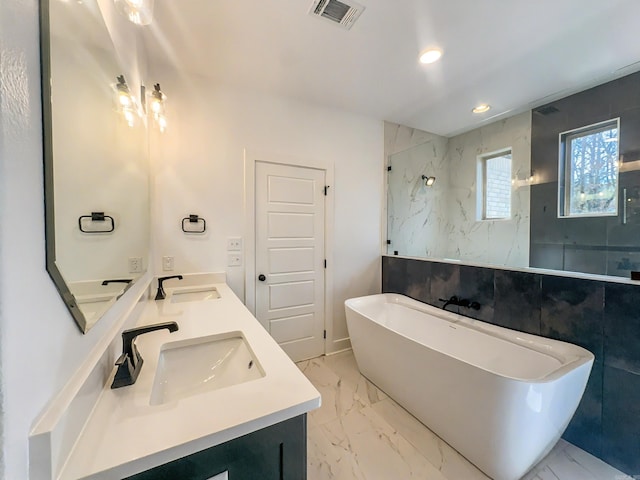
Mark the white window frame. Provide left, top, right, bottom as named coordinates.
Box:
left=558, top=118, right=620, bottom=218
left=477, top=148, right=513, bottom=221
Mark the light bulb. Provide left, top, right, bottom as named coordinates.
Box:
left=119, top=93, right=131, bottom=107
left=128, top=11, right=142, bottom=24
left=150, top=99, right=162, bottom=113
left=114, top=0, right=154, bottom=25
left=124, top=109, right=135, bottom=126
left=158, top=115, right=167, bottom=132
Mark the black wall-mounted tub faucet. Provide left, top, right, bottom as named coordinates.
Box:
left=439, top=296, right=481, bottom=311
left=155, top=275, right=184, bottom=300
left=111, top=321, right=179, bottom=389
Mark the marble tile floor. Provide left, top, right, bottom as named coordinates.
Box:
left=297, top=351, right=629, bottom=480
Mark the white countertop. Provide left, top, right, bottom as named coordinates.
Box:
left=59, top=282, right=321, bottom=480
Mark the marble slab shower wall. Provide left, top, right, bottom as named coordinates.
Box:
left=385, top=122, right=450, bottom=258
left=381, top=255, right=640, bottom=476
left=446, top=112, right=531, bottom=267
left=385, top=113, right=531, bottom=267
left=530, top=71, right=640, bottom=277
left=387, top=141, right=450, bottom=258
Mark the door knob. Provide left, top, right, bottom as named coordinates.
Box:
left=258, top=274, right=266, bottom=281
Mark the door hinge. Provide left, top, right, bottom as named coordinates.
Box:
left=386, top=239, right=391, bottom=245
left=324, top=185, right=330, bottom=196
left=323, top=330, right=327, bottom=339
left=324, top=259, right=327, bottom=268
left=387, top=165, right=392, bottom=172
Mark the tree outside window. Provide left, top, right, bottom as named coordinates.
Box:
left=560, top=119, right=619, bottom=217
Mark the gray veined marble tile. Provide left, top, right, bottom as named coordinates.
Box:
left=308, top=424, right=367, bottom=480
left=371, top=397, right=489, bottom=480
left=298, top=354, right=387, bottom=427
left=320, top=406, right=448, bottom=480
left=522, top=439, right=632, bottom=480
left=299, top=351, right=628, bottom=480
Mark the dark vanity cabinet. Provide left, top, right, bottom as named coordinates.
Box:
left=125, top=414, right=307, bottom=480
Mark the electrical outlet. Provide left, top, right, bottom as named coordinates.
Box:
left=162, top=256, right=174, bottom=271
left=227, top=253, right=242, bottom=267
left=128, top=257, right=143, bottom=273
left=227, top=237, right=243, bottom=251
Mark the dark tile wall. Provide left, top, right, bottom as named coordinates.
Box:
left=530, top=71, right=640, bottom=278
left=382, top=255, right=640, bottom=475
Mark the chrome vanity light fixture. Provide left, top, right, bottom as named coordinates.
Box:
left=149, top=83, right=167, bottom=132
left=513, top=169, right=535, bottom=188
left=421, top=175, right=436, bottom=187
left=113, top=0, right=155, bottom=25
left=115, top=75, right=137, bottom=127
left=528, top=169, right=536, bottom=184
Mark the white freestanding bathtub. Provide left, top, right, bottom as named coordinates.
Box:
left=345, top=294, right=594, bottom=480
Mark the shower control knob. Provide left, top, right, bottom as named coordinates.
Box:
left=258, top=274, right=266, bottom=282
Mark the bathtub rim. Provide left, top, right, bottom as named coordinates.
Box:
left=345, top=293, right=595, bottom=384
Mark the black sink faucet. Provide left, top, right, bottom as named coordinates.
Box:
left=155, top=275, right=183, bottom=300
left=111, top=321, right=179, bottom=389
left=101, top=279, right=133, bottom=286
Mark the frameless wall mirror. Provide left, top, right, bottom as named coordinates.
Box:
left=386, top=71, right=640, bottom=280
left=41, top=0, right=150, bottom=333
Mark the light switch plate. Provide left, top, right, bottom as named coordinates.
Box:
left=128, top=257, right=143, bottom=273
left=227, top=253, right=242, bottom=267
left=227, top=237, right=243, bottom=251
left=162, top=256, right=174, bottom=271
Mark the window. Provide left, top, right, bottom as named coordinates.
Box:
left=480, top=150, right=512, bottom=220
left=559, top=119, right=619, bottom=217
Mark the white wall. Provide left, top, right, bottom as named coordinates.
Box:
left=0, top=1, right=149, bottom=478
left=150, top=68, right=383, bottom=350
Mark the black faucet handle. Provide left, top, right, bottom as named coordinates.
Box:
left=112, top=321, right=179, bottom=389
left=439, top=295, right=459, bottom=303
left=112, top=353, right=137, bottom=389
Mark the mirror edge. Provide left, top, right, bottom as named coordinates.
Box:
left=39, top=0, right=88, bottom=333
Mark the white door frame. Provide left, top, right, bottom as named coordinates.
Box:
left=244, top=149, right=334, bottom=354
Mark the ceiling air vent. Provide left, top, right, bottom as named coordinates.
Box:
left=534, top=105, right=560, bottom=116
left=309, top=0, right=365, bottom=30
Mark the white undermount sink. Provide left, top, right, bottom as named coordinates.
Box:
left=150, top=332, right=265, bottom=405
left=169, top=286, right=221, bottom=303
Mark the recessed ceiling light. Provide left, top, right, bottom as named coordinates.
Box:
left=472, top=104, right=491, bottom=114
left=419, top=48, right=443, bottom=64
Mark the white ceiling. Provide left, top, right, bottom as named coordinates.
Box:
left=143, top=0, right=640, bottom=137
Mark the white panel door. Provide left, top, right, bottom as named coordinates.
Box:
left=256, top=161, right=325, bottom=361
